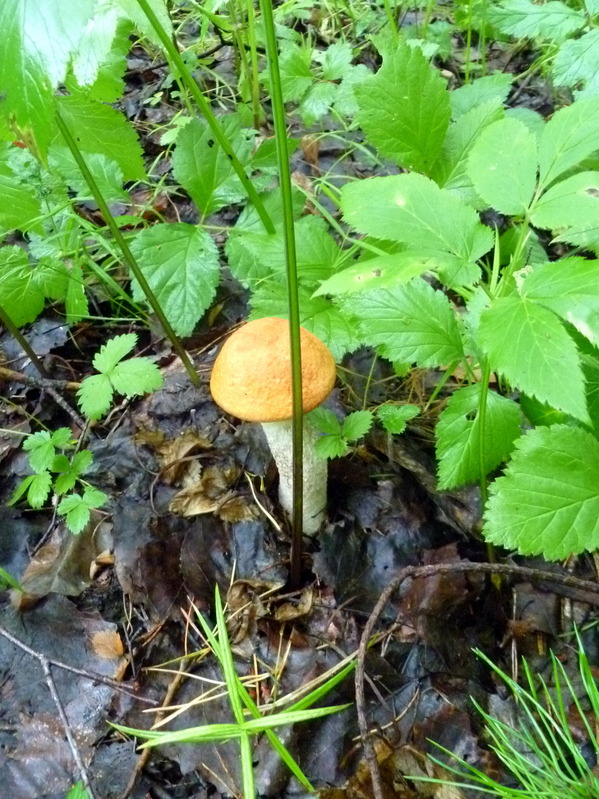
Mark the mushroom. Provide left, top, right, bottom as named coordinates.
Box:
left=210, top=317, right=336, bottom=534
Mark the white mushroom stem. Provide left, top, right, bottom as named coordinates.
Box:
left=261, top=419, right=327, bottom=535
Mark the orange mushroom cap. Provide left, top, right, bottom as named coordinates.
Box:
left=210, top=317, right=336, bottom=423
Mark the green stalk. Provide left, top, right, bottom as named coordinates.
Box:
left=136, top=0, right=275, bottom=235
left=245, top=0, right=263, bottom=128
left=259, top=0, right=304, bottom=589
left=55, top=111, right=199, bottom=387
left=0, top=304, right=48, bottom=377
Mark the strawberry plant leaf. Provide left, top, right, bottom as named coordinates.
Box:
left=27, top=471, right=53, bottom=509
left=110, top=358, right=163, bottom=397
left=7, top=475, right=35, bottom=508
left=489, top=0, right=585, bottom=41
left=436, top=384, right=521, bottom=489
left=484, top=425, right=599, bottom=559
left=53, top=450, right=93, bottom=495
left=450, top=73, right=513, bottom=118
left=521, top=257, right=599, bottom=346
left=0, top=247, right=46, bottom=326
left=57, top=493, right=91, bottom=535
left=77, top=373, right=114, bottom=420
left=530, top=172, right=599, bottom=231
left=538, top=97, right=599, bottom=189
left=315, top=433, right=349, bottom=459
left=341, top=279, right=464, bottom=367
left=552, top=29, right=599, bottom=99
left=467, top=117, right=538, bottom=214
left=354, top=41, right=451, bottom=173
left=130, top=223, right=220, bottom=337
left=93, top=334, right=138, bottom=374
left=172, top=115, right=254, bottom=216
left=342, top=410, right=374, bottom=440
left=478, top=295, right=589, bottom=422
left=23, top=431, right=56, bottom=473
left=376, top=405, right=420, bottom=435
left=309, top=408, right=342, bottom=436
left=51, top=428, right=73, bottom=448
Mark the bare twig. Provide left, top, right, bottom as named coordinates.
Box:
left=0, top=364, right=81, bottom=391
left=355, top=562, right=599, bottom=799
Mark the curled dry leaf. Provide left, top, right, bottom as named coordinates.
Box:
left=136, top=428, right=213, bottom=484
left=169, top=462, right=256, bottom=520
left=90, top=629, right=125, bottom=660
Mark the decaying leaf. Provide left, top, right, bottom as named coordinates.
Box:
left=169, top=462, right=256, bottom=520
left=137, top=429, right=213, bottom=484
left=90, top=629, right=125, bottom=660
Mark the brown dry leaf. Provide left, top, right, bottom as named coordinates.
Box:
left=274, top=586, right=315, bottom=622
left=90, top=629, right=124, bottom=659
left=300, top=134, right=320, bottom=173
left=169, top=463, right=244, bottom=517
left=137, top=429, right=212, bottom=484
left=217, top=495, right=257, bottom=523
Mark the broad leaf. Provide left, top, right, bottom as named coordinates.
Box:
left=450, top=73, right=513, bottom=118
left=341, top=279, right=464, bottom=367
left=49, top=145, right=129, bottom=203
left=436, top=384, right=521, bottom=489
left=552, top=28, right=599, bottom=99
left=467, top=117, right=538, bottom=214
left=94, top=333, right=137, bottom=374
left=538, top=97, right=599, bottom=189
left=24, top=431, right=56, bottom=473
left=354, top=42, right=451, bottom=173
left=530, top=171, right=599, bottom=231
left=114, top=0, right=173, bottom=45
left=130, top=223, right=220, bottom=337
left=489, top=0, right=585, bottom=41
left=484, top=425, right=599, bottom=559
left=277, top=43, right=314, bottom=102
left=320, top=41, right=353, bottom=80
left=300, top=81, right=338, bottom=124
left=478, top=294, right=589, bottom=421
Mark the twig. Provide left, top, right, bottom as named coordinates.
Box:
left=355, top=562, right=599, bottom=799
left=0, top=364, right=81, bottom=391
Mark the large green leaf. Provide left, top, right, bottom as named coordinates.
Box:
left=478, top=294, right=589, bottom=422
left=48, top=145, right=129, bottom=203
left=552, top=28, right=599, bottom=99
left=70, top=11, right=131, bottom=102
left=467, top=117, right=538, bottom=214
left=436, top=384, right=521, bottom=489
left=530, top=172, right=599, bottom=231
left=538, top=97, right=599, bottom=189
left=341, top=279, right=464, bottom=367
left=354, top=42, right=451, bottom=173
left=484, top=425, right=599, bottom=559
left=0, top=246, right=67, bottom=326
left=489, top=0, right=585, bottom=41
left=449, top=73, right=513, bottom=118
left=130, top=224, right=220, bottom=337
left=340, top=173, right=493, bottom=263
left=521, top=257, right=599, bottom=346
left=0, top=153, right=43, bottom=235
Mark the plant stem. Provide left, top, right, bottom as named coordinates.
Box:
left=259, top=0, right=304, bottom=589
left=0, top=304, right=49, bottom=378
left=55, top=111, right=199, bottom=387
left=135, top=0, right=275, bottom=235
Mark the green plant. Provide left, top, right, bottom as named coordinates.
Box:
left=417, top=631, right=599, bottom=797
left=8, top=427, right=108, bottom=534
left=113, top=587, right=355, bottom=798
left=309, top=405, right=420, bottom=457
left=65, top=782, right=90, bottom=799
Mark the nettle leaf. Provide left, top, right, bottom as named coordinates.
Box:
left=341, top=279, right=464, bottom=367
left=521, top=257, right=599, bottom=346
left=340, top=173, right=493, bottom=264
left=484, top=425, right=599, bottom=559
left=377, top=404, right=420, bottom=435
left=49, top=145, right=129, bottom=203
left=436, top=384, right=521, bottom=489
left=77, top=373, right=114, bottom=420
left=0, top=151, right=43, bottom=235
left=478, top=294, right=589, bottom=422
left=467, top=117, right=538, bottom=214
left=354, top=41, right=451, bottom=173
left=130, top=224, right=220, bottom=337
left=552, top=29, right=599, bottom=99
left=172, top=115, right=254, bottom=216
left=450, top=73, right=513, bottom=118
left=342, top=410, right=374, bottom=440
left=56, top=94, right=145, bottom=181
left=94, top=333, right=137, bottom=374
left=538, top=97, right=599, bottom=189
left=110, top=358, right=162, bottom=397
left=0, top=247, right=46, bottom=326
left=530, top=172, right=599, bottom=231
left=489, top=0, right=585, bottom=41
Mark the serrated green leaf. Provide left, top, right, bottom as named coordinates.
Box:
left=171, top=115, right=254, bottom=216
left=114, top=0, right=172, bottom=45
left=436, top=384, right=521, bottom=489
left=23, top=430, right=55, bottom=473
left=57, top=493, right=91, bottom=534
left=53, top=449, right=93, bottom=494
left=332, top=63, right=370, bottom=118
left=49, top=145, right=129, bottom=203
left=341, top=279, right=464, bottom=367
left=376, top=404, right=420, bottom=435
left=56, top=94, right=145, bottom=181
left=70, top=6, right=129, bottom=102
left=478, top=294, right=589, bottom=421
left=54, top=471, right=77, bottom=496
left=552, top=29, right=599, bottom=99
left=530, top=172, right=599, bottom=232
left=450, top=73, right=513, bottom=118
left=467, top=118, right=538, bottom=214
left=65, top=262, right=89, bottom=325
left=521, top=257, right=599, bottom=346
left=110, top=357, right=162, bottom=397
left=309, top=407, right=342, bottom=435
left=0, top=154, right=43, bottom=235
left=130, top=223, right=220, bottom=337
left=489, top=0, right=585, bottom=41
left=340, top=173, right=493, bottom=263
left=77, top=373, right=114, bottom=420
left=8, top=475, right=35, bottom=507
left=28, top=471, right=53, bottom=509
left=66, top=782, right=89, bottom=799
left=277, top=43, right=314, bottom=102
left=519, top=394, right=570, bottom=427
left=342, top=410, right=373, bottom=440
left=320, top=41, right=353, bottom=80
left=51, top=427, right=73, bottom=447
left=484, top=425, right=599, bottom=559
left=299, top=81, right=338, bottom=125
left=0, top=247, right=46, bottom=326
left=94, top=333, right=137, bottom=374
left=82, top=485, right=108, bottom=508
left=505, top=107, right=546, bottom=139
left=538, top=97, right=599, bottom=189
left=354, top=42, right=451, bottom=173
left=315, top=433, right=349, bottom=459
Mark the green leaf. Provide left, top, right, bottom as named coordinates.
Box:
left=478, top=294, right=589, bottom=421
left=552, top=29, right=599, bottom=99
left=27, top=471, right=53, bottom=509
left=299, top=81, right=338, bottom=125
left=521, top=257, right=599, bottom=346
left=23, top=431, right=55, bottom=473
left=110, top=357, right=163, bottom=397
left=320, top=41, right=353, bottom=80
left=48, top=145, right=129, bottom=203
left=66, top=782, right=90, bottom=799
left=377, top=405, right=420, bottom=435
left=113, top=0, right=173, bottom=45
left=332, top=63, right=370, bottom=118
left=277, top=43, right=314, bottom=102
left=354, top=41, right=451, bottom=173
left=51, top=428, right=74, bottom=448
left=450, top=73, right=513, bottom=118
left=130, top=223, right=220, bottom=337
left=0, top=153, right=43, bottom=235
left=467, top=117, right=538, bottom=214
left=57, top=493, right=91, bottom=534
left=171, top=115, right=254, bottom=216
left=484, top=425, right=599, bottom=559
left=489, top=0, right=585, bottom=41
left=82, top=485, right=108, bottom=508
left=530, top=172, right=599, bottom=231
left=341, top=279, right=464, bottom=367
left=56, top=94, right=145, bottom=181
left=342, top=410, right=373, bottom=440
left=94, top=333, right=138, bottom=374
left=309, top=407, right=341, bottom=436
left=77, top=373, right=114, bottom=420
left=53, top=450, right=93, bottom=495
left=65, top=262, right=89, bottom=325
left=70, top=9, right=129, bottom=102
left=0, top=247, right=46, bottom=326
left=436, top=384, right=521, bottom=489
left=538, top=97, right=599, bottom=189
left=8, top=475, right=35, bottom=507
left=340, top=173, right=493, bottom=263
left=315, top=433, right=349, bottom=459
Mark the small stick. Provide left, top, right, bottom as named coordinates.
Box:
left=0, top=364, right=81, bottom=391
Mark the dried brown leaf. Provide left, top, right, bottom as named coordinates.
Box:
left=90, top=629, right=124, bottom=659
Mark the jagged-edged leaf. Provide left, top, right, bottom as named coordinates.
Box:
left=552, top=28, right=599, bottom=99
left=478, top=294, right=589, bottom=421
left=530, top=171, right=599, bottom=231
left=320, top=41, right=353, bottom=80
left=0, top=247, right=49, bottom=326
left=354, top=41, right=451, bottom=173
left=69, top=6, right=129, bottom=101
left=300, top=81, right=338, bottom=124
left=93, top=333, right=137, bottom=374
left=0, top=152, right=43, bottom=235
left=24, top=431, right=56, bottom=473
left=110, top=358, right=163, bottom=397
left=27, top=472, right=53, bottom=509
left=342, top=410, right=374, bottom=440
left=114, top=0, right=172, bottom=45
left=341, top=279, right=464, bottom=367
left=376, top=404, right=420, bottom=435
left=450, top=73, right=513, bottom=118
left=489, top=0, right=585, bottom=41
left=278, top=43, right=314, bottom=102
left=77, top=373, right=114, bottom=420
left=467, top=117, right=538, bottom=214
left=49, top=145, right=129, bottom=203
left=436, top=383, right=521, bottom=489
left=538, top=97, right=599, bottom=189
left=484, top=425, right=599, bottom=559
left=130, top=223, right=220, bottom=337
